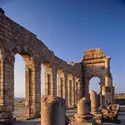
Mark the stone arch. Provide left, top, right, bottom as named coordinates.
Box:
left=82, top=48, right=114, bottom=105
left=0, top=45, right=41, bottom=119
left=42, top=61, right=53, bottom=96
left=12, top=45, right=42, bottom=117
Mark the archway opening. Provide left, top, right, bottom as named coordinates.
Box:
left=14, top=54, right=25, bottom=118
left=89, top=77, right=101, bottom=108
left=42, top=61, right=52, bottom=96
left=89, top=77, right=100, bottom=94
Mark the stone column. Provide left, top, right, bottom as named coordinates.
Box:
left=72, top=77, right=75, bottom=107
left=75, top=81, right=78, bottom=106
left=85, top=83, right=89, bottom=98
left=69, top=97, right=95, bottom=125
left=64, top=72, right=68, bottom=108
left=62, top=77, right=65, bottom=99
left=98, top=82, right=102, bottom=107
left=58, top=76, right=63, bottom=97
left=30, top=66, right=41, bottom=117
left=105, top=56, right=111, bottom=106
left=111, top=86, right=115, bottom=103
left=25, top=67, right=32, bottom=117
left=90, top=90, right=102, bottom=124
left=0, top=55, right=15, bottom=124
left=97, top=94, right=100, bottom=108
left=82, top=78, right=89, bottom=99
left=51, top=66, right=57, bottom=96
left=41, top=96, right=65, bottom=125
left=25, top=61, right=41, bottom=117
left=101, top=86, right=107, bottom=107
left=68, top=79, right=71, bottom=107
left=44, top=72, right=50, bottom=95
left=90, top=90, right=98, bottom=113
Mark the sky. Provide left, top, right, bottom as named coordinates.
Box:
left=1, top=0, right=125, bottom=97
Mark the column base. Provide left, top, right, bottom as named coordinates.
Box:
left=69, top=114, right=96, bottom=125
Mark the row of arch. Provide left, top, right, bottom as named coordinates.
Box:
left=0, top=48, right=81, bottom=118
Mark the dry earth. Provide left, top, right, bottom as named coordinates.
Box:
left=13, top=101, right=125, bottom=125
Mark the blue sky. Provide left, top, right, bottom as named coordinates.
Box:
left=1, top=0, right=125, bottom=97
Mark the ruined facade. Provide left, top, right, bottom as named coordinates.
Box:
left=0, top=8, right=115, bottom=122
left=82, top=48, right=115, bottom=105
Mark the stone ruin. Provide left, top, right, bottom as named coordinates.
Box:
left=0, top=8, right=116, bottom=124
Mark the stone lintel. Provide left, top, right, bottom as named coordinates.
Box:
left=83, top=58, right=105, bottom=65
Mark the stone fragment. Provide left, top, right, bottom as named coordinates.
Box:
left=41, top=96, right=66, bottom=125
left=69, top=97, right=96, bottom=125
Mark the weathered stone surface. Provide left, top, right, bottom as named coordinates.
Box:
left=82, top=48, right=114, bottom=106
left=101, top=104, right=120, bottom=122
left=69, top=98, right=96, bottom=125
left=90, top=90, right=98, bottom=113
left=90, top=90, right=102, bottom=124
left=41, top=96, right=66, bottom=125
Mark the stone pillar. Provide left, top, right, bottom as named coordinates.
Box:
left=90, top=91, right=102, bottom=124
left=98, top=82, right=102, bottom=107
left=64, top=72, right=68, bottom=108
left=44, top=72, right=50, bottom=95
left=90, top=90, right=98, bottom=113
left=105, top=56, right=111, bottom=106
left=58, top=76, right=61, bottom=97
left=102, top=86, right=113, bottom=106
left=44, top=66, right=52, bottom=96
left=68, top=79, right=72, bottom=107
left=97, top=94, right=100, bottom=108
left=82, top=79, right=89, bottom=99
left=0, top=55, right=15, bottom=124
left=62, top=77, right=65, bottom=99
left=58, top=75, right=64, bottom=98
left=75, top=81, right=79, bottom=106
left=69, top=97, right=95, bottom=125
left=111, top=86, right=115, bottom=103
left=41, top=96, right=65, bottom=125
left=25, top=67, right=32, bottom=117
left=25, top=61, right=41, bottom=117
left=51, top=66, right=57, bottom=96
left=72, top=77, right=75, bottom=107
left=85, top=83, right=89, bottom=98
left=30, top=66, right=41, bottom=117
left=101, top=86, right=106, bottom=107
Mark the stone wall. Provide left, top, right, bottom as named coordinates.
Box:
left=0, top=8, right=82, bottom=122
